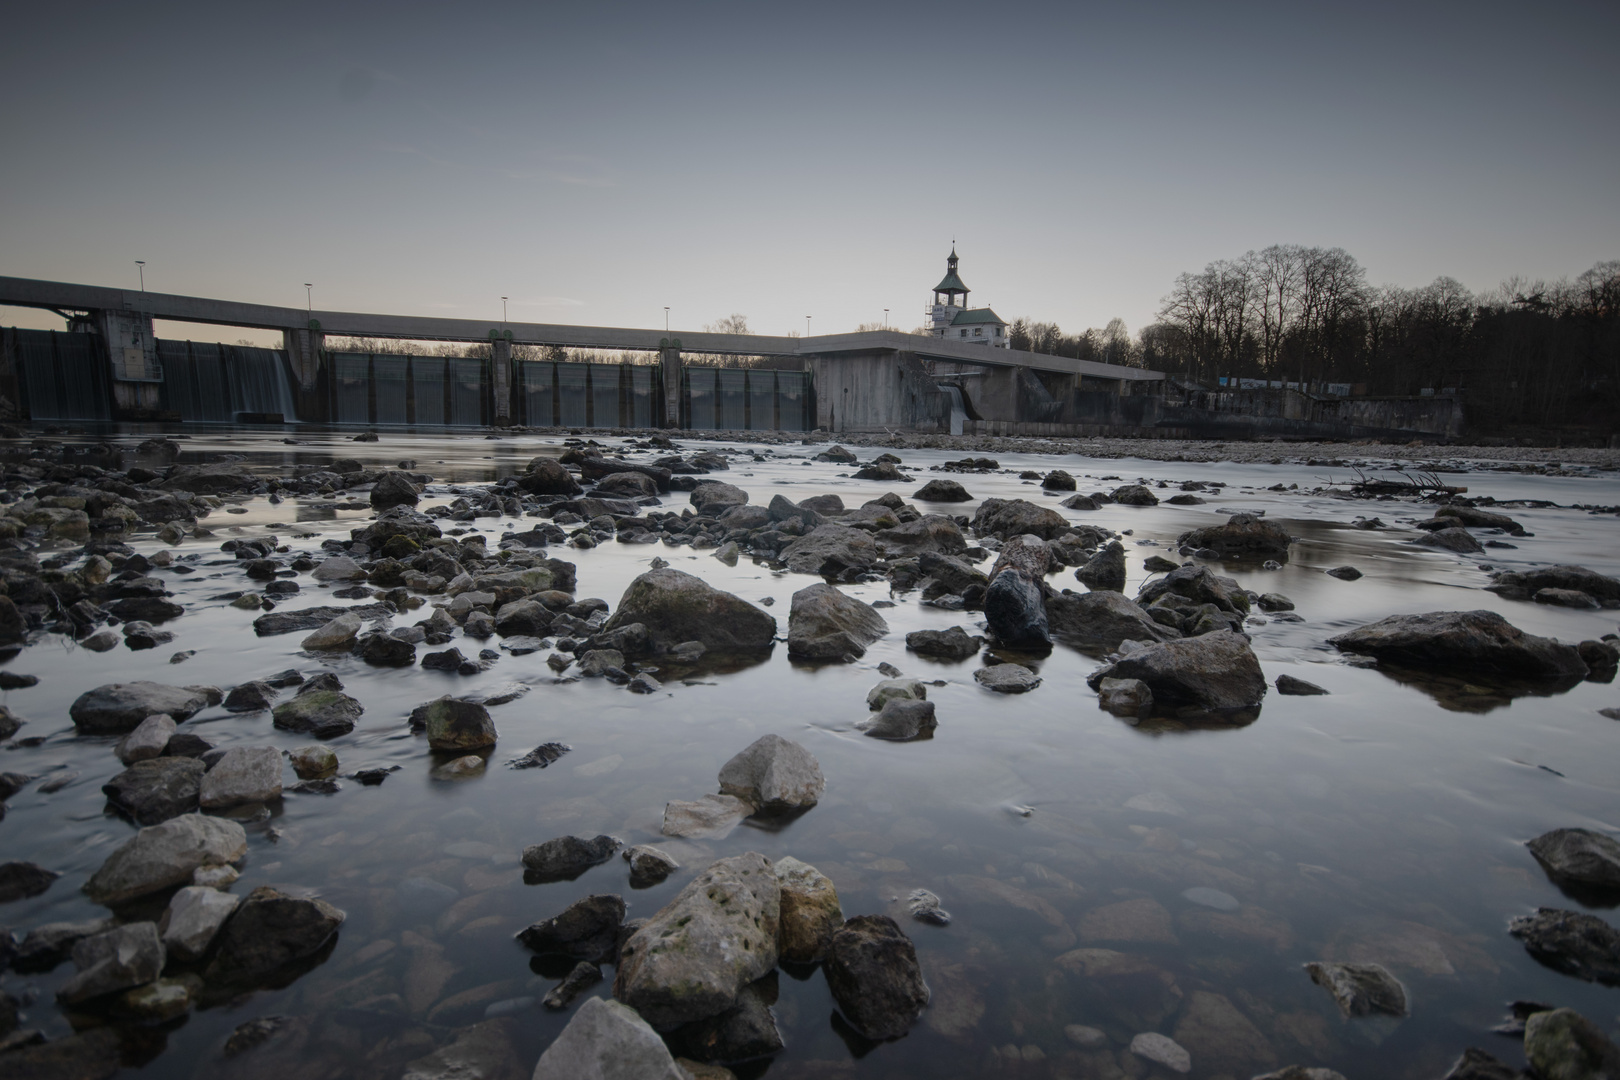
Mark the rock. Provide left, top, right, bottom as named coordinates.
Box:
left=778, top=523, right=880, bottom=576
left=84, top=812, right=246, bottom=905
left=1111, top=484, right=1159, bottom=506
left=1075, top=541, right=1127, bottom=592
left=773, top=857, right=843, bottom=963
left=970, top=498, right=1069, bottom=541
left=224, top=680, right=276, bottom=712
left=1528, top=828, right=1620, bottom=890
left=431, top=754, right=486, bottom=779
left=1177, top=513, right=1291, bottom=559
left=974, top=663, right=1040, bottom=693
left=1098, top=677, right=1152, bottom=717
left=543, top=961, right=605, bottom=1011
left=989, top=534, right=1051, bottom=580
left=358, top=630, right=416, bottom=666
left=1537, top=588, right=1600, bottom=609
left=904, top=626, right=982, bottom=660
left=518, top=893, right=626, bottom=962
left=311, top=555, right=367, bottom=581
left=577, top=648, right=625, bottom=676
left=1579, top=640, right=1620, bottom=671
left=69, top=681, right=216, bottom=734
left=1170, top=990, right=1276, bottom=1076
left=1086, top=630, right=1266, bottom=714
left=1434, top=1049, right=1522, bottom=1080
left=301, top=613, right=362, bottom=650
left=1508, top=908, right=1620, bottom=984
left=161, top=885, right=239, bottom=962
left=717, top=734, right=823, bottom=812
left=625, top=844, right=681, bottom=887
left=1304, top=961, right=1407, bottom=1017
left=0, top=1028, right=121, bottom=1080
left=532, top=996, right=685, bottom=1080
left=1129, top=1032, right=1190, bottom=1073
left=272, top=688, right=363, bottom=738
left=615, top=852, right=780, bottom=1027
left=665, top=975, right=783, bottom=1063
left=116, top=713, right=176, bottom=763
left=419, top=697, right=497, bottom=751
left=0, top=861, right=59, bottom=902
left=663, top=794, right=753, bottom=840
left=204, top=886, right=345, bottom=984
left=787, top=583, right=886, bottom=660
left=690, top=482, right=748, bottom=513
left=199, top=746, right=283, bottom=808
left=1328, top=610, right=1588, bottom=678
left=56, top=922, right=164, bottom=1004
left=907, top=889, right=951, bottom=925
left=1276, top=674, right=1329, bottom=696
left=289, top=745, right=339, bottom=780
left=1325, top=565, right=1362, bottom=580
left=984, top=571, right=1049, bottom=647
left=1080, top=898, right=1177, bottom=944
left=875, top=515, right=967, bottom=558
left=601, top=568, right=775, bottom=656
left=1487, top=565, right=1620, bottom=605
left=1046, top=591, right=1179, bottom=653
left=102, top=757, right=204, bottom=824
left=824, top=914, right=930, bottom=1041
left=400, top=1019, right=523, bottom=1080
left=518, top=458, right=582, bottom=496
left=370, top=470, right=422, bottom=510
left=522, top=834, right=622, bottom=881
left=193, top=864, right=240, bottom=889
left=1523, top=1007, right=1620, bottom=1080
left=113, top=976, right=194, bottom=1023
left=859, top=698, right=937, bottom=740
left=1137, top=564, right=1250, bottom=615
left=81, top=629, right=120, bottom=652
left=914, top=479, right=971, bottom=502
left=1253, top=1068, right=1349, bottom=1080
left=866, top=678, right=925, bottom=709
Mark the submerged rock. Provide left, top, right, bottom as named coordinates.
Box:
left=400, top=1020, right=523, bottom=1080
left=1508, top=908, right=1620, bottom=985
left=69, top=682, right=217, bottom=734
left=1086, top=630, right=1266, bottom=714
left=614, top=852, right=781, bottom=1027
left=204, top=886, right=345, bottom=984
left=532, top=996, right=685, bottom=1080
left=102, top=757, right=205, bottom=825
left=56, top=922, right=164, bottom=1004
left=907, top=889, right=951, bottom=926
left=0, top=861, right=59, bottom=903
left=1129, top=1032, right=1191, bottom=1074
left=717, top=734, right=824, bottom=812
left=787, top=583, right=887, bottom=660
left=824, top=914, right=930, bottom=1041
left=517, top=893, right=626, bottom=962
left=84, top=813, right=247, bottom=905
left=1177, top=513, right=1291, bottom=559
left=663, top=795, right=752, bottom=839
left=522, top=834, right=622, bottom=882
left=1328, top=610, right=1588, bottom=678
left=1304, top=961, right=1407, bottom=1017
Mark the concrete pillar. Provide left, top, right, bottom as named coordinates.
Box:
left=98, top=309, right=164, bottom=415
left=491, top=338, right=512, bottom=425
left=282, top=326, right=325, bottom=390
left=659, top=340, right=681, bottom=427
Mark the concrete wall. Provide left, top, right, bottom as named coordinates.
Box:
left=808, top=351, right=950, bottom=433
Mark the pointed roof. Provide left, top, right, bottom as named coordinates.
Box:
left=933, top=248, right=969, bottom=295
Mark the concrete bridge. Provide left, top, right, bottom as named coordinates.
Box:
left=0, top=275, right=1164, bottom=432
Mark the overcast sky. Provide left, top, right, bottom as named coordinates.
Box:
left=2, top=1, right=1616, bottom=346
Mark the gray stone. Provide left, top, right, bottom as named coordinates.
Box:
left=717, top=733, right=824, bottom=812
left=1434, top=1049, right=1521, bottom=1080
left=1527, top=828, right=1620, bottom=889
left=532, top=996, right=685, bottom=1080
left=370, top=470, right=422, bottom=510
left=421, top=696, right=497, bottom=751
left=787, top=583, right=887, bottom=660
left=662, top=794, right=752, bottom=840
left=914, top=479, right=971, bottom=502
left=301, top=613, right=362, bottom=650
left=203, top=885, right=345, bottom=984
left=776, top=857, right=842, bottom=963
left=1487, top=564, right=1620, bottom=605
left=1129, top=1032, right=1191, bottom=1073
left=1509, top=907, right=1620, bottom=984
left=624, top=845, right=680, bottom=887
left=858, top=698, right=937, bottom=740
left=1523, top=1007, right=1620, bottom=1080
left=401, top=1019, right=523, bottom=1080
left=1329, top=609, right=1588, bottom=678
left=1111, top=484, right=1160, bottom=507
left=289, top=745, right=339, bottom=780
left=160, top=885, right=239, bottom=962
left=1177, top=513, right=1290, bottom=558
left=1075, top=541, right=1127, bottom=592
left=601, top=568, right=775, bottom=656
left=974, top=663, right=1041, bottom=693
left=224, top=680, right=277, bottom=712
left=971, top=498, right=1069, bottom=541
left=358, top=630, right=416, bottom=666
left=101, top=757, right=204, bottom=825
left=824, top=914, right=930, bottom=1041
left=984, top=570, right=1049, bottom=647
left=0, top=861, right=59, bottom=903
left=522, top=834, right=621, bottom=882
left=199, top=746, right=283, bottom=808
left=1304, top=961, right=1407, bottom=1017
left=1098, top=677, right=1152, bottom=717
left=875, top=515, right=967, bottom=558
left=543, top=962, right=604, bottom=1011
left=1086, top=630, right=1266, bottom=714
left=778, top=523, right=880, bottom=576
left=69, top=682, right=216, bottom=734
left=690, top=481, right=748, bottom=513
left=1414, top=526, right=1485, bottom=553
left=1326, top=565, right=1363, bottom=580
left=0, top=1029, right=121, bottom=1080
left=517, top=893, right=625, bottom=962
left=1276, top=674, right=1329, bottom=696
left=614, top=852, right=780, bottom=1027
left=866, top=678, right=925, bottom=709
left=311, top=555, right=367, bottom=581
left=272, top=688, right=363, bottom=738
left=83, top=812, right=248, bottom=905
left=56, top=922, right=164, bottom=1004
left=1046, top=590, right=1179, bottom=653
left=904, top=626, right=982, bottom=660
left=907, top=889, right=951, bottom=926
left=115, top=713, right=176, bottom=763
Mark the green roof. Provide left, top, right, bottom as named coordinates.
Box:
left=933, top=270, right=969, bottom=294
left=950, top=307, right=1005, bottom=326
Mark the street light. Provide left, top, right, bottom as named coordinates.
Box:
left=664, top=307, right=670, bottom=333
left=502, top=296, right=508, bottom=326
left=805, top=315, right=812, bottom=338
left=135, top=260, right=145, bottom=291
left=304, top=283, right=313, bottom=323
left=883, top=308, right=889, bottom=329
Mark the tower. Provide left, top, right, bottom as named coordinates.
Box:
left=930, top=248, right=970, bottom=334
left=927, top=247, right=1009, bottom=347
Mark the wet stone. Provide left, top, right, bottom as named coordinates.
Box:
left=518, top=893, right=625, bottom=962
left=1304, top=961, right=1408, bottom=1017
left=57, top=922, right=164, bottom=1004
left=1523, top=1008, right=1620, bottom=1080
left=0, top=861, right=59, bottom=903
left=203, top=886, right=345, bottom=986
left=905, top=625, right=982, bottom=660
left=1276, top=673, right=1329, bottom=696
left=974, top=663, right=1041, bottom=694
left=542, top=961, right=603, bottom=1010
left=531, top=996, right=685, bottom=1080
left=716, top=733, right=824, bottom=813
left=1508, top=907, right=1620, bottom=985
left=825, top=914, right=930, bottom=1041
left=907, top=888, right=951, bottom=926
left=663, top=794, right=753, bottom=839
left=859, top=698, right=937, bottom=740
left=521, top=834, right=621, bottom=882
left=625, top=844, right=681, bottom=887
left=1130, top=1031, right=1191, bottom=1074
left=1527, top=828, right=1620, bottom=890
left=272, top=688, right=363, bottom=738
left=101, top=757, right=204, bottom=825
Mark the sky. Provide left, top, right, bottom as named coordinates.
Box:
left=2, top=0, right=1617, bottom=347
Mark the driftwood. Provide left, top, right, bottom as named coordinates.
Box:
left=1340, top=469, right=1467, bottom=498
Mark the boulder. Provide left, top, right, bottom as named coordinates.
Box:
left=1169, top=989, right=1276, bottom=1076
left=272, top=689, right=363, bottom=738
left=522, top=835, right=621, bottom=882
left=1414, top=527, right=1485, bottom=554
left=984, top=571, right=1049, bottom=647
left=787, top=583, right=887, bottom=660
left=690, top=482, right=748, bottom=514
left=301, top=613, right=362, bottom=650
left=532, top=996, right=685, bottom=1080
left=778, top=523, right=879, bottom=576
left=204, top=886, right=345, bottom=984
left=517, top=458, right=583, bottom=495
left=913, top=479, right=971, bottom=502
left=717, top=734, right=824, bottom=812
left=1047, top=591, right=1179, bottom=653
left=1111, top=484, right=1159, bottom=506
left=1074, top=541, right=1127, bottom=592
left=1508, top=908, right=1620, bottom=984
left=624, top=845, right=680, bottom=887
left=662, top=795, right=752, bottom=840
left=875, top=515, right=967, bottom=557
left=595, top=471, right=660, bottom=498
left=1098, top=677, right=1152, bottom=717
left=905, top=626, right=983, bottom=660
left=420, top=697, right=497, bottom=751
left=1085, top=630, right=1266, bottom=714
left=824, top=914, right=929, bottom=1040
left=1137, top=565, right=1249, bottom=615
left=357, top=631, right=416, bottom=666
left=370, top=470, right=422, bottom=510
left=990, top=534, right=1052, bottom=580
left=1276, top=674, right=1329, bottom=696
left=601, top=568, right=776, bottom=656
left=1328, top=610, right=1588, bottom=678
left=161, top=885, right=239, bottom=962
left=775, top=858, right=843, bottom=963
left=102, top=757, right=204, bottom=825
left=1303, top=961, right=1407, bottom=1017
left=70, top=682, right=216, bottom=734
left=116, top=713, right=176, bottom=763
left=1487, top=565, right=1620, bottom=606
left=310, top=555, right=367, bottom=582
left=83, top=813, right=248, bottom=905
left=56, top=922, right=164, bottom=1004
left=858, top=698, right=937, bottom=740
left=614, top=853, right=781, bottom=1027
left=579, top=455, right=673, bottom=491
left=866, top=678, right=926, bottom=709
left=224, top=681, right=276, bottom=712
left=1523, top=1007, right=1620, bottom=1080
left=199, top=746, right=283, bottom=809
left=517, top=893, right=626, bottom=962
left=974, top=664, right=1041, bottom=693
left=401, top=1020, right=524, bottom=1080
left=1527, top=828, right=1620, bottom=890
left=493, top=598, right=553, bottom=637
left=971, top=498, right=1069, bottom=541
left=1176, top=513, right=1291, bottom=559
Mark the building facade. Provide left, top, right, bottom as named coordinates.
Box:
left=928, top=248, right=1008, bottom=348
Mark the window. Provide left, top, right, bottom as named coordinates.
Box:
left=973, top=327, right=982, bottom=337
left=959, top=329, right=967, bottom=337
left=994, top=326, right=1002, bottom=336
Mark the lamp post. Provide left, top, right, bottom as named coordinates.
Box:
left=664, top=307, right=670, bottom=333
left=805, top=315, right=811, bottom=338
left=304, top=283, right=313, bottom=323
left=135, top=260, right=145, bottom=291
left=501, top=296, right=508, bottom=327
left=883, top=308, right=888, bottom=329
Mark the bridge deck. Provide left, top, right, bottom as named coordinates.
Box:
left=0, top=275, right=1162, bottom=382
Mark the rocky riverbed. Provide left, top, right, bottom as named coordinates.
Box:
left=0, top=424, right=1617, bottom=1080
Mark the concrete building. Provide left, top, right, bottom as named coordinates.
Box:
left=928, top=248, right=1008, bottom=347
